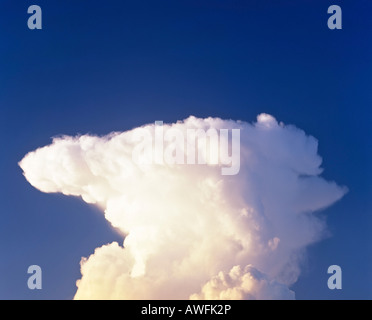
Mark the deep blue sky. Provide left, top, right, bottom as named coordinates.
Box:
left=0, top=0, right=371, bottom=299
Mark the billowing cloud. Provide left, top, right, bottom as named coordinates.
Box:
left=19, top=114, right=347, bottom=299
left=190, top=265, right=295, bottom=300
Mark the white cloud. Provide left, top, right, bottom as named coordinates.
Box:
left=190, top=265, right=295, bottom=300
left=19, top=114, right=347, bottom=299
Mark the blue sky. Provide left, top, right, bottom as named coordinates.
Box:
left=0, top=0, right=371, bottom=299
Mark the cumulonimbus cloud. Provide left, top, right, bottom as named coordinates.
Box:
left=19, top=114, right=347, bottom=299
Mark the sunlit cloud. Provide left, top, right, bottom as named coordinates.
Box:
left=19, top=114, right=347, bottom=299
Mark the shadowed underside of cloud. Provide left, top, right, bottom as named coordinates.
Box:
left=19, top=114, right=347, bottom=299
